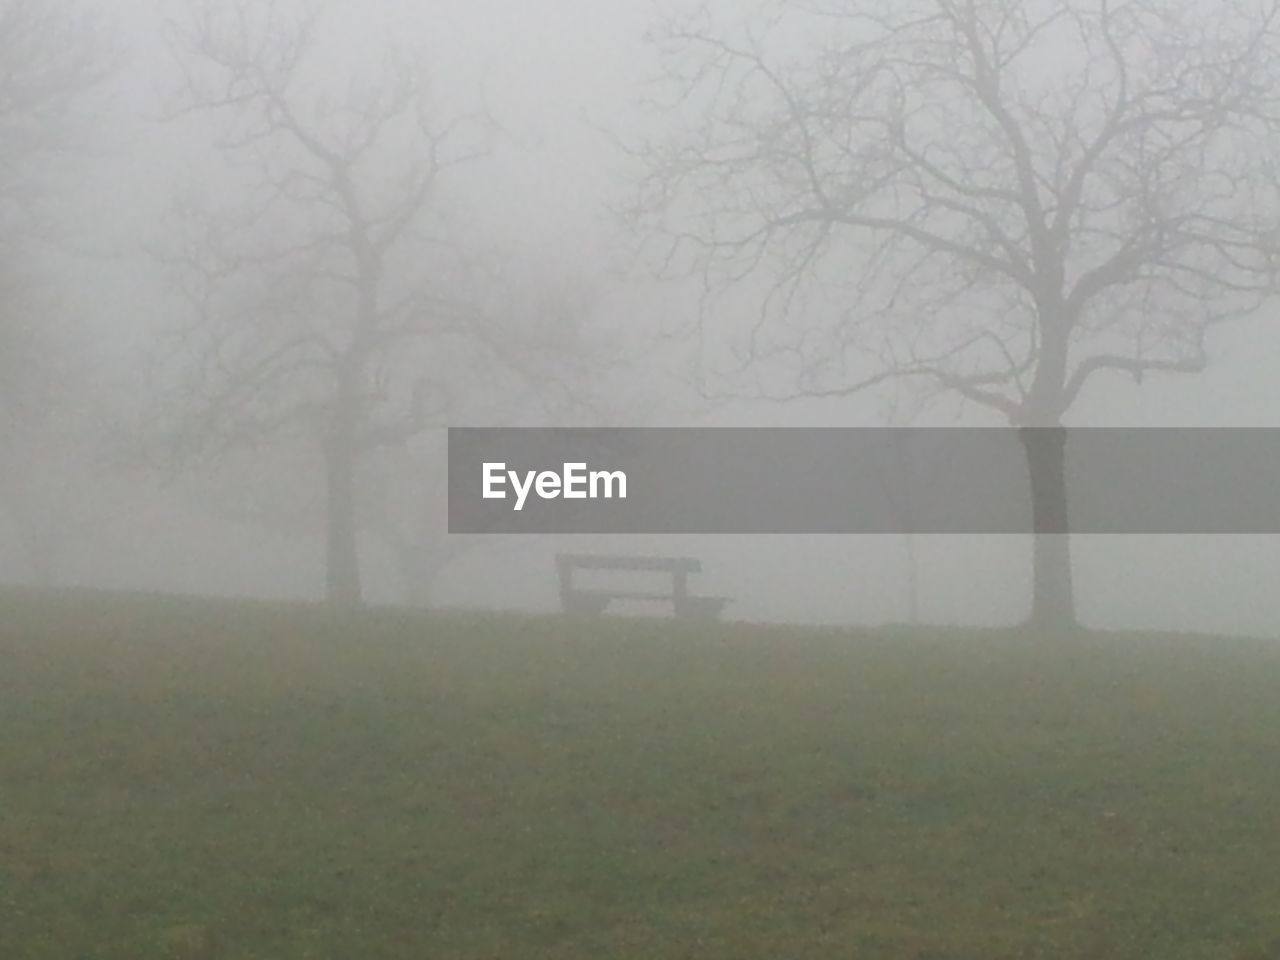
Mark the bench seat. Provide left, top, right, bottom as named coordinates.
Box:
left=556, top=553, right=731, bottom=620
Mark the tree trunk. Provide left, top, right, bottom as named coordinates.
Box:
left=1018, top=426, right=1077, bottom=633
left=323, top=430, right=362, bottom=605
left=886, top=432, right=921, bottom=625
left=902, top=532, right=919, bottom=624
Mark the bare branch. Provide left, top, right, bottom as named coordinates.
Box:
left=626, top=0, right=1280, bottom=424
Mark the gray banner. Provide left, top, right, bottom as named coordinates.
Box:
left=447, top=427, right=1280, bottom=534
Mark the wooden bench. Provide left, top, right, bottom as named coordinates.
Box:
left=555, top=553, right=730, bottom=620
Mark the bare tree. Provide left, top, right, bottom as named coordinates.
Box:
left=627, top=0, right=1280, bottom=630
left=150, top=0, right=512, bottom=605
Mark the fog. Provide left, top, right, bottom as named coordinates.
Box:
left=4, top=0, right=1280, bottom=637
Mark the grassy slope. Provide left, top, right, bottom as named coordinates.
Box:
left=1, top=589, right=1279, bottom=959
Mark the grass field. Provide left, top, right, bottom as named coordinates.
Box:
left=2, top=588, right=1279, bottom=959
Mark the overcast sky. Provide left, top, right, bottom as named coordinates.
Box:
left=11, top=0, right=1280, bottom=634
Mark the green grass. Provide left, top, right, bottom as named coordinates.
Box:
left=2, top=588, right=1279, bottom=958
